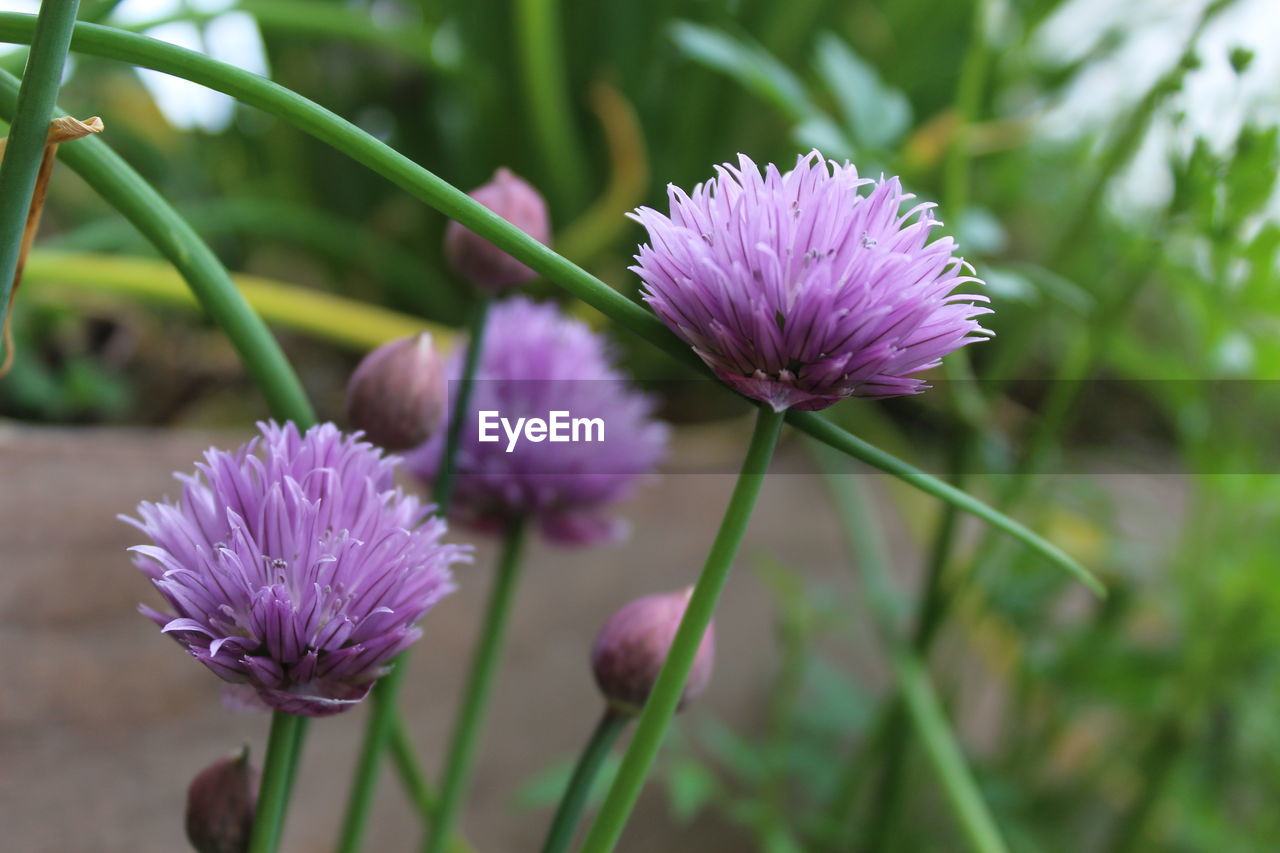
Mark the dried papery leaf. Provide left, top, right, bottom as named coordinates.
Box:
left=46, top=114, right=103, bottom=144
left=0, top=116, right=105, bottom=376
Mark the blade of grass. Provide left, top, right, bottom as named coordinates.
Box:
left=22, top=250, right=451, bottom=352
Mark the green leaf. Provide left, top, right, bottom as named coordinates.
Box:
left=670, top=21, right=814, bottom=122
left=813, top=32, right=912, bottom=150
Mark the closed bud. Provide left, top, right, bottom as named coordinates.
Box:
left=186, top=747, right=259, bottom=853
left=346, top=332, right=446, bottom=450
left=590, top=588, right=715, bottom=716
left=444, top=167, right=550, bottom=291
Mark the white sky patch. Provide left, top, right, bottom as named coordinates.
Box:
left=1031, top=0, right=1280, bottom=215
left=110, top=0, right=269, bottom=133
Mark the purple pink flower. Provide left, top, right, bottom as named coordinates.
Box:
left=630, top=151, right=992, bottom=411
left=408, top=297, right=668, bottom=546
left=123, top=422, right=467, bottom=716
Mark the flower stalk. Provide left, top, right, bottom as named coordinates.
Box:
left=579, top=406, right=785, bottom=853
left=540, top=710, right=629, bottom=853
left=425, top=519, right=530, bottom=853
left=0, top=0, right=80, bottom=371
left=337, top=298, right=490, bottom=853
left=247, top=712, right=304, bottom=853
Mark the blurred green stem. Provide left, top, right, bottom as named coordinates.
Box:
left=580, top=407, right=785, bottom=853
left=540, top=709, right=629, bottom=853
left=814, top=446, right=1008, bottom=853
left=337, top=298, right=490, bottom=853
left=515, top=0, right=588, bottom=210
left=0, top=0, right=79, bottom=365
left=424, top=519, right=529, bottom=853
left=0, top=16, right=1095, bottom=591
left=434, top=298, right=490, bottom=511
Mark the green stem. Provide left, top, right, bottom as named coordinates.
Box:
left=0, top=0, right=79, bottom=348
left=248, top=712, right=304, bottom=853
left=580, top=407, right=785, bottom=853
left=336, top=298, right=490, bottom=853
left=424, top=519, right=530, bottom=853
left=514, top=0, right=588, bottom=209
left=788, top=412, right=1101, bottom=595
left=540, top=710, right=629, bottom=853
left=390, top=710, right=438, bottom=816
left=0, top=17, right=1096, bottom=590
left=0, top=70, right=315, bottom=426
left=816, top=452, right=1008, bottom=853
left=434, top=298, right=489, bottom=511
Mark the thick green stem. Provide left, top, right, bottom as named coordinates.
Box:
left=0, top=0, right=79, bottom=353
left=514, top=0, right=588, bottom=209
left=580, top=407, right=785, bottom=853
left=424, top=520, right=530, bottom=853
left=247, top=712, right=304, bottom=853
left=540, top=710, right=629, bottom=853
left=336, top=299, right=489, bottom=852
left=0, top=16, right=1095, bottom=590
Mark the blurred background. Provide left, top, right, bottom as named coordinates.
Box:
left=2, top=0, right=1279, bottom=850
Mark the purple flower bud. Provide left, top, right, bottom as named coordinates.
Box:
left=590, top=588, right=715, bottom=716
left=186, top=748, right=259, bottom=853
left=444, top=168, right=551, bottom=291
left=346, top=332, right=447, bottom=450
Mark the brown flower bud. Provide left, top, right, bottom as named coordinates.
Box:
left=444, top=168, right=551, bottom=291
left=346, top=332, right=446, bottom=450
left=186, top=747, right=259, bottom=853
left=590, top=588, right=715, bottom=716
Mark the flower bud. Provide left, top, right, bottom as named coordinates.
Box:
left=346, top=332, right=446, bottom=450
left=590, top=588, right=715, bottom=716
left=186, top=747, right=259, bottom=853
left=444, top=167, right=550, bottom=291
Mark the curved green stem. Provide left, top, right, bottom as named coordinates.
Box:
left=580, top=407, right=785, bottom=853
left=514, top=0, right=588, bottom=209
left=0, top=15, right=1097, bottom=593
left=541, top=710, right=629, bottom=853
left=0, top=70, right=315, bottom=426
left=336, top=298, right=489, bottom=853
left=0, top=0, right=79, bottom=353
left=425, top=519, right=529, bottom=853
left=247, top=711, right=304, bottom=853
left=788, top=411, right=1102, bottom=595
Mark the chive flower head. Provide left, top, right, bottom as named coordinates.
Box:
left=630, top=151, right=992, bottom=411
left=123, top=422, right=466, bottom=717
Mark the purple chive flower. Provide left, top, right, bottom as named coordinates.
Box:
left=630, top=151, right=992, bottom=411
left=123, top=422, right=467, bottom=717
left=407, top=297, right=668, bottom=545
